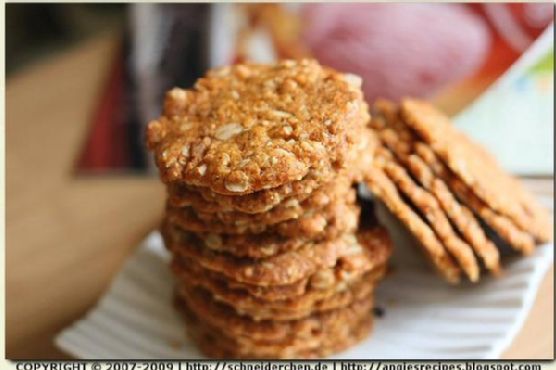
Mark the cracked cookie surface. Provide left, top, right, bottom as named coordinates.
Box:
left=147, top=59, right=368, bottom=195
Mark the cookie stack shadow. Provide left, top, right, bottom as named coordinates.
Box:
left=365, top=99, right=552, bottom=284
left=147, top=60, right=392, bottom=358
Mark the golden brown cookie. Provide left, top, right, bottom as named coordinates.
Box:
left=172, top=228, right=392, bottom=305
left=370, top=106, right=497, bottom=278
left=381, top=154, right=480, bottom=282
left=414, top=142, right=537, bottom=255
left=175, top=268, right=382, bottom=321
left=176, top=285, right=374, bottom=343
left=365, top=151, right=462, bottom=283
left=166, top=127, right=375, bottom=215
left=146, top=60, right=368, bottom=195
left=190, top=322, right=373, bottom=359
left=191, top=175, right=354, bottom=227
left=165, top=191, right=359, bottom=238
left=163, top=211, right=357, bottom=259
left=170, top=226, right=392, bottom=301
left=170, top=234, right=355, bottom=286
left=172, top=231, right=388, bottom=321
left=174, top=258, right=315, bottom=301
left=187, top=313, right=372, bottom=359
left=372, top=100, right=506, bottom=275
left=166, top=227, right=388, bottom=287
left=406, top=154, right=501, bottom=274
left=173, top=257, right=368, bottom=303
left=168, top=175, right=322, bottom=214
left=181, top=299, right=373, bottom=359
left=400, top=98, right=552, bottom=243
left=449, top=176, right=537, bottom=255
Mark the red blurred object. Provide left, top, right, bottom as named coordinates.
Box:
left=301, top=3, right=553, bottom=105
left=301, top=3, right=492, bottom=102
left=448, top=3, right=554, bottom=110
left=76, top=46, right=131, bottom=172
left=473, top=3, right=553, bottom=53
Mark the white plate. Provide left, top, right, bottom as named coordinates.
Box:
left=55, top=228, right=553, bottom=359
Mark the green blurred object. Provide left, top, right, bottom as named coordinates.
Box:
left=528, top=49, right=553, bottom=75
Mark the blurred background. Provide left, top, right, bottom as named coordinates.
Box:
left=6, top=3, right=554, bottom=174
left=5, top=3, right=554, bottom=360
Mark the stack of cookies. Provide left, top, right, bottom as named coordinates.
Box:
left=147, top=60, right=392, bottom=358
left=365, top=98, right=552, bottom=284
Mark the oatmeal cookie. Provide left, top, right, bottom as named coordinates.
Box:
left=176, top=285, right=374, bottom=342
left=166, top=228, right=387, bottom=287
left=381, top=153, right=480, bottom=282
left=414, top=142, right=537, bottom=255
left=162, top=212, right=357, bottom=259
left=175, top=268, right=382, bottom=321
left=372, top=100, right=503, bottom=274
left=400, top=98, right=552, bottom=243
left=170, top=226, right=392, bottom=301
left=180, top=298, right=373, bottom=359
left=147, top=60, right=369, bottom=195
left=191, top=174, right=354, bottom=227
left=165, top=191, right=359, bottom=237
left=406, top=154, right=500, bottom=274
left=365, top=150, right=461, bottom=283
left=173, top=257, right=373, bottom=302
left=166, top=127, right=375, bottom=214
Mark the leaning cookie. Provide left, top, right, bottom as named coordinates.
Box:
left=400, top=98, right=552, bottom=243
left=365, top=151, right=462, bottom=283
left=370, top=105, right=501, bottom=276
left=414, top=142, right=537, bottom=255
left=381, top=152, right=480, bottom=282
left=405, top=154, right=500, bottom=275
left=367, top=98, right=550, bottom=283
